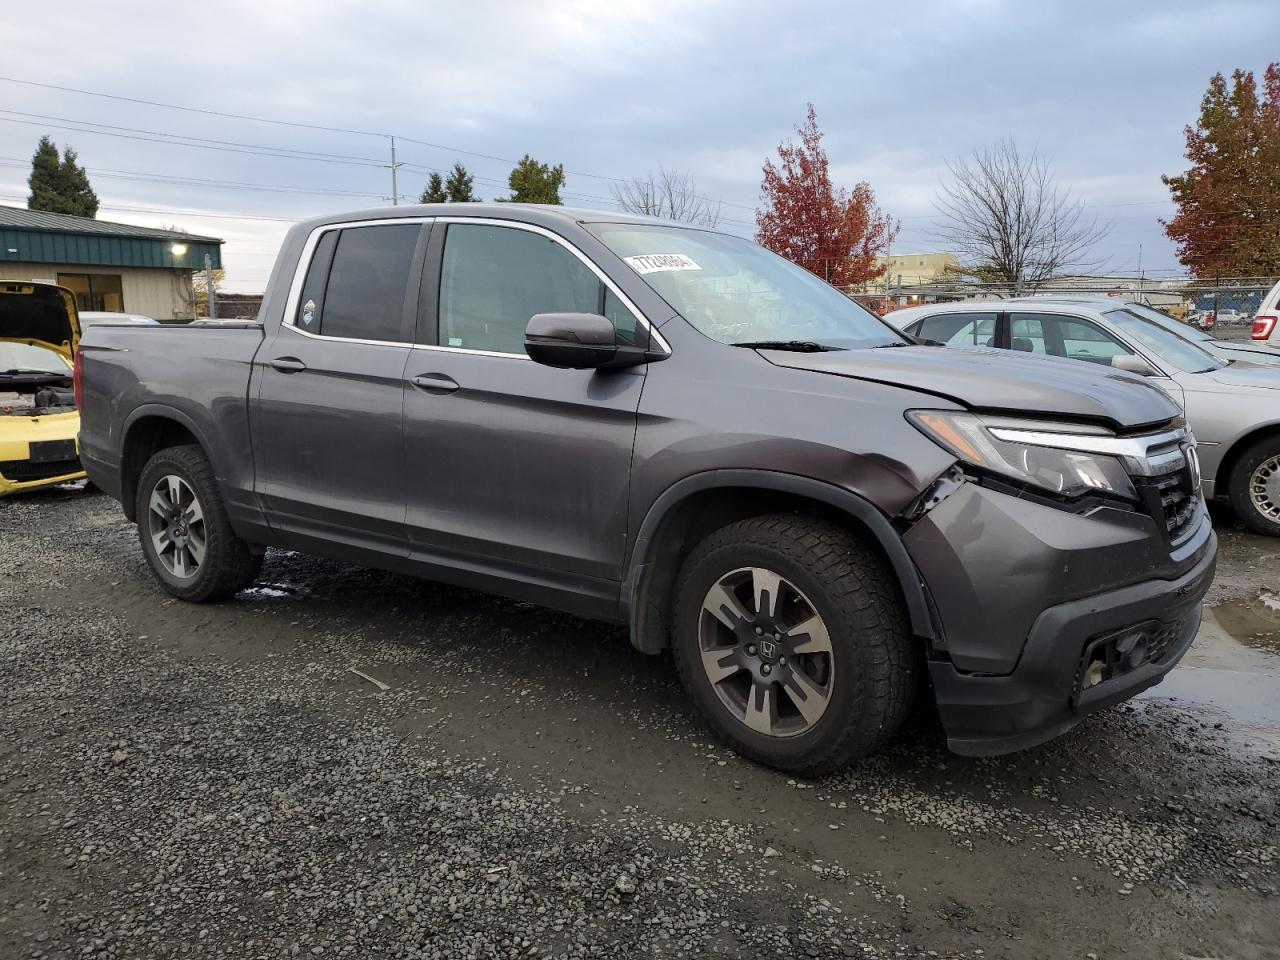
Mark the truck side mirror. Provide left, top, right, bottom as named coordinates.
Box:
left=525, top=313, right=619, bottom=369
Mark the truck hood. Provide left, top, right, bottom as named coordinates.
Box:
left=761, top=344, right=1181, bottom=431
left=0, top=281, right=80, bottom=361
left=1211, top=339, right=1280, bottom=363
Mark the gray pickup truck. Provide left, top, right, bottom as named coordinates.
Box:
left=78, top=204, right=1216, bottom=774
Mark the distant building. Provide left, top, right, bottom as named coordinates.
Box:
left=0, top=205, right=222, bottom=321
left=874, top=252, right=960, bottom=288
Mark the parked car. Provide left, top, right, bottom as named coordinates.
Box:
left=889, top=298, right=1280, bottom=535
left=0, top=280, right=86, bottom=495
left=78, top=311, right=160, bottom=327
left=78, top=205, right=1215, bottom=773
left=1253, top=278, right=1280, bottom=351
left=1020, top=297, right=1280, bottom=366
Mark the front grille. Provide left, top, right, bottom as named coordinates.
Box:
left=1151, top=470, right=1197, bottom=541
left=0, top=457, right=82, bottom=482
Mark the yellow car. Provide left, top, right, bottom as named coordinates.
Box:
left=0, top=281, right=86, bottom=495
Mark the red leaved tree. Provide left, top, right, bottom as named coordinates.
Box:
left=756, top=104, right=897, bottom=287
left=1162, top=64, right=1280, bottom=278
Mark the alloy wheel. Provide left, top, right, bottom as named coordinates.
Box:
left=146, top=474, right=207, bottom=579
left=697, top=566, right=835, bottom=738
left=1250, top=455, right=1280, bottom=523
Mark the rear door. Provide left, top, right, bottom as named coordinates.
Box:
left=252, top=219, right=429, bottom=558
left=401, top=219, right=651, bottom=615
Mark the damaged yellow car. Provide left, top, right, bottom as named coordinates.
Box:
left=0, top=281, right=85, bottom=495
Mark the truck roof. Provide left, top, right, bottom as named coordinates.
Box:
left=291, top=203, right=697, bottom=234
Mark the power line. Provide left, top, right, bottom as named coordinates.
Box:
left=0, top=115, right=388, bottom=168
left=0, top=75, right=762, bottom=211
left=0, top=193, right=301, bottom=223
left=0, top=76, right=389, bottom=138
left=0, top=157, right=386, bottom=199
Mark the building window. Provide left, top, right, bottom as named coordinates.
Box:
left=58, top=273, right=124, bottom=312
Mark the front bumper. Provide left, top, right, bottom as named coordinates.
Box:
left=928, top=536, right=1215, bottom=755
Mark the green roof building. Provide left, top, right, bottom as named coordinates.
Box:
left=0, top=205, right=223, bottom=321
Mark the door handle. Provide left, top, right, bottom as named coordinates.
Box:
left=268, top=357, right=307, bottom=373
left=410, top=373, right=460, bottom=394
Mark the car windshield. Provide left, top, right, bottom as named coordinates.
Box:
left=0, top=342, right=70, bottom=376
left=590, top=223, right=906, bottom=349
left=1103, top=309, right=1223, bottom=374
left=1121, top=302, right=1213, bottom=343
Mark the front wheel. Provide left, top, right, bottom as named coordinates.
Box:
left=671, top=515, right=915, bottom=776
left=1228, top=439, right=1280, bottom=537
left=135, top=444, right=262, bottom=601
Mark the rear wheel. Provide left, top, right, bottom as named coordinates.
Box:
left=135, top=444, right=261, bottom=601
left=1228, top=438, right=1280, bottom=537
left=671, top=515, right=915, bottom=775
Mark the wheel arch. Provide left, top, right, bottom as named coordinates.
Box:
left=119, top=406, right=214, bottom=521
left=622, top=470, right=938, bottom=655
left=1215, top=421, right=1280, bottom=496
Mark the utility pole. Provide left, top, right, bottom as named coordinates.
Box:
left=389, top=136, right=401, bottom=206
left=1136, top=243, right=1143, bottom=302
left=203, top=253, right=217, bottom=320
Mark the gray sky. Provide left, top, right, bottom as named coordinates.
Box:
left=1, top=0, right=1276, bottom=291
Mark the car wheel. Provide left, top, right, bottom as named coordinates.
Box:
left=671, top=515, right=916, bottom=775
left=1229, top=438, right=1280, bottom=537
left=135, top=444, right=262, bottom=601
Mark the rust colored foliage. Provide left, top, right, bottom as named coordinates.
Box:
left=1162, top=64, right=1280, bottom=278
left=756, top=104, right=897, bottom=287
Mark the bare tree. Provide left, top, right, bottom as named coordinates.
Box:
left=611, top=167, right=722, bottom=227
left=933, top=139, right=1107, bottom=293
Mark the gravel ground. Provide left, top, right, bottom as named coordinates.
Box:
left=2, top=489, right=1278, bottom=959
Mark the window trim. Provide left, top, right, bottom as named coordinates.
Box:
left=417, top=216, right=670, bottom=360
left=280, top=217, right=432, bottom=348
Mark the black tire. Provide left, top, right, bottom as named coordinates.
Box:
left=671, top=514, right=915, bottom=776
left=1227, top=437, right=1280, bottom=537
left=135, top=444, right=262, bottom=601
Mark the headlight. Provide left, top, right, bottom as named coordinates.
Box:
left=907, top=410, right=1137, bottom=501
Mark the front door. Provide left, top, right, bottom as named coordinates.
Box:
left=402, top=220, right=649, bottom=614
left=252, top=220, right=428, bottom=559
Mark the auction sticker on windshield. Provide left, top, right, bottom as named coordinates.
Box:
left=624, top=253, right=702, bottom=275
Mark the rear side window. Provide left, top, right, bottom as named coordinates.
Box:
left=916, top=312, right=996, bottom=346
left=296, top=224, right=419, bottom=342
left=437, top=223, right=641, bottom=354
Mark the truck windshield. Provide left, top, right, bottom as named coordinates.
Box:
left=1104, top=309, right=1223, bottom=374
left=591, top=223, right=906, bottom=350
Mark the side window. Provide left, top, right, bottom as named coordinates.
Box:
left=916, top=312, right=996, bottom=346
left=305, top=224, right=419, bottom=342
left=295, top=230, right=338, bottom=332
left=1010, top=312, right=1133, bottom=364
left=1008, top=314, right=1048, bottom=354
left=438, top=224, right=641, bottom=354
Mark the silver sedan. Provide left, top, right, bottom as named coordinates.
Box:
left=887, top=297, right=1280, bottom=536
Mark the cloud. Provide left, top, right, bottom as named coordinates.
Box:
left=0, top=0, right=1276, bottom=287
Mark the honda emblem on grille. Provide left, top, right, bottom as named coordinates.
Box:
left=1184, top=443, right=1201, bottom=491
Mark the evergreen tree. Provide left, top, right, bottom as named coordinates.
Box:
left=27, top=137, right=99, bottom=218
left=444, top=162, right=476, bottom=202
left=502, top=155, right=565, bottom=204
left=419, top=173, right=447, bottom=204
left=58, top=147, right=99, bottom=218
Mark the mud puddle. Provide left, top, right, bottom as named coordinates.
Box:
left=1139, top=593, right=1280, bottom=746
